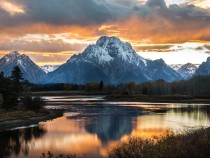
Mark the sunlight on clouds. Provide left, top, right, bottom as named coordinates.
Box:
left=0, top=1, right=24, bottom=15
left=137, top=0, right=192, bottom=5
left=0, top=0, right=210, bottom=65
left=99, top=25, right=117, bottom=31
left=188, top=0, right=210, bottom=8
left=136, top=0, right=146, bottom=4
left=138, top=42, right=210, bottom=64
left=63, top=39, right=93, bottom=44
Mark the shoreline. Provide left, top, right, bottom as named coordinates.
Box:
left=105, top=95, right=210, bottom=104
left=106, top=98, right=210, bottom=104
left=0, top=109, right=63, bottom=131
left=32, top=90, right=210, bottom=104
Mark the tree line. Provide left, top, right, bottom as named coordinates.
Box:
left=15, top=70, right=210, bottom=98
left=117, top=75, right=210, bottom=97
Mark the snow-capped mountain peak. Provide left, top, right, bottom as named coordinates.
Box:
left=3, top=51, right=31, bottom=63
left=7, top=51, right=20, bottom=56
left=4, top=51, right=21, bottom=62
left=170, top=63, right=198, bottom=79
left=77, top=36, right=148, bottom=67
left=0, top=51, right=46, bottom=83
left=96, top=36, right=124, bottom=48
left=43, top=36, right=181, bottom=84
left=181, top=63, right=197, bottom=73
left=96, top=36, right=135, bottom=58
left=41, top=65, right=59, bottom=73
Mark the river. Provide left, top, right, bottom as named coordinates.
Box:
left=0, top=95, right=210, bottom=158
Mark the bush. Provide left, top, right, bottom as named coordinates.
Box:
left=108, top=128, right=210, bottom=158
left=32, top=96, right=46, bottom=111
left=22, top=95, right=45, bottom=111
left=22, top=95, right=33, bottom=109
left=40, top=151, right=79, bottom=158
left=0, top=94, right=4, bottom=109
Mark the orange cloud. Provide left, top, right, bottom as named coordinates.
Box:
left=1, top=0, right=210, bottom=65
left=0, top=1, right=25, bottom=15
left=187, top=0, right=210, bottom=8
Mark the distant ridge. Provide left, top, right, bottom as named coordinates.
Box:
left=170, top=63, right=198, bottom=79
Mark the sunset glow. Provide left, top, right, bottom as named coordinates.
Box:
left=0, top=0, right=210, bottom=65
left=188, top=0, right=210, bottom=8
left=0, top=1, right=24, bottom=15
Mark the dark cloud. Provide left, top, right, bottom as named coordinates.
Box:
left=1, top=0, right=208, bottom=28
left=146, top=0, right=167, bottom=8
left=0, top=39, right=87, bottom=52
left=0, top=0, right=210, bottom=48
left=0, top=0, right=131, bottom=27
left=204, top=45, right=210, bottom=50
left=196, top=46, right=205, bottom=51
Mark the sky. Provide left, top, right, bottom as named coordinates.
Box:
left=0, top=0, right=210, bottom=65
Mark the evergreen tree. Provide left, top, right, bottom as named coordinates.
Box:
left=99, top=81, right=104, bottom=91
left=11, top=66, right=23, bottom=84
left=7, top=66, right=24, bottom=107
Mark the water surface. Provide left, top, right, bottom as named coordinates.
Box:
left=0, top=96, right=210, bottom=158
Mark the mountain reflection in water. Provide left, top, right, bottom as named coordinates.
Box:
left=0, top=96, right=209, bottom=158
left=67, top=105, right=142, bottom=144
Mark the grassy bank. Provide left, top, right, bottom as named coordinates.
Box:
left=109, top=128, right=210, bottom=158
left=0, top=109, right=63, bottom=131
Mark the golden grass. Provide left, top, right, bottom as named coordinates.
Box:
left=0, top=109, right=50, bottom=122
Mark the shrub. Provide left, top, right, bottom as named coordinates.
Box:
left=108, top=128, right=210, bottom=158
left=22, top=95, right=45, bottom=111
left=22, top=95, right=33, bottom=109
left=40, top=151, right=79, bottom=158
left=0, top=93, right=4, bottom=109
left=32, top=96, right=46, bottom=111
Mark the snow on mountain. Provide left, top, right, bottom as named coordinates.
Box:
left=170, top=64, right=183, bottom=71
left=195, top=57, right=210, bottom=76
left=43, top=36, right=182, bottom=84
left=170, top=63, right=198, bottom=79
left=41, top=65, right=59, bottom=73
left=0, top=51, right=46, bottom=83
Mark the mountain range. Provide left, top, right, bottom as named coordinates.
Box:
left=0, top=36, right=209, bottom=84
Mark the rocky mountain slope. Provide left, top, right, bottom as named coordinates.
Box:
left=195, top=57, right=210, bottom=76
left=0, top=51, right=46, bottom=83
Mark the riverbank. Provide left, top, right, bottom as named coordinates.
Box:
left=0, top=109, right=63, bottom=131
left=106, top=93, right=210, bottom=104
left=108, top=128, right=210, bottom=158
left=32, top=91, right=210, bottom=104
